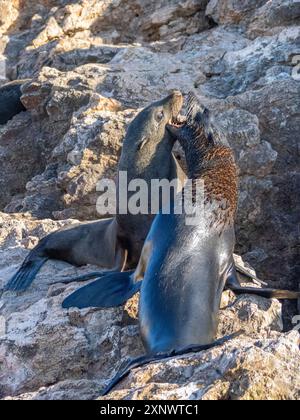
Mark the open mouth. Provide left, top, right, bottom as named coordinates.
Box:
left=168, top=114, right=186, bottom=128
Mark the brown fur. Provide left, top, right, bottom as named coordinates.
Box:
left=201, top=146, right=238, bottom=230
left=182, top=125, right=238, bottom=232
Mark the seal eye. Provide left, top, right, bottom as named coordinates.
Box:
left=155, top=110, right=164, bottom=123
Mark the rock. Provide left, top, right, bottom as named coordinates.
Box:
left=226, top=78, right=300, bottom=298
left=2, top=67, right=128, bottom=219
left=0, top=0, right=299, bottom=400
left=247, top=0, right=300, bottom=39
left=205, top=0, right=300, bottom=39
left=0, top=214, right=290, bottom=400
left=99, top=332, right=300, bottom=400
left=206, top=0, right=267, bottom=27
left=4, top=380, right=103, bottom=401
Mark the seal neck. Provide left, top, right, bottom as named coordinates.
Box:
left=181, top=132, right=238, bottom=227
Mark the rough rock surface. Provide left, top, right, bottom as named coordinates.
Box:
left=99, top=331, right=300, bottom=401
left=0, top=0, right=299, bottom=400
left=0, top=212, right=298, bottom=400
left=0, top=212, right=292, bottom=400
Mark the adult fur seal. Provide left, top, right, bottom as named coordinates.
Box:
left=95, top=94, right=241, bottom=395
left=0, top=80, right=29, bottom=125
left=5, top=91, right=186, bottom=292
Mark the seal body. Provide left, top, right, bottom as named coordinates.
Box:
left=133, top=94, right=239, bottom=350
left=0, top=80, right=28, bottom=125
left=139, top=211, right=236, bottom=352
left=5, top=92, right=185, bottom=292
left=138, top=140, right=238, bottom=351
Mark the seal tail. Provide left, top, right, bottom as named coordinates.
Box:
left=5, top=256, right=48, bottom=292
left=230, top=285, right=300, bottom=300
left=62, top=271, right=139, bottom=309
left=101, top=331, right=241, bottom=396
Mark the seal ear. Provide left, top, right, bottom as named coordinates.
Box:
left=207, top=130, right=214, bottom=143
left=186, top=92, right=210, bottom=127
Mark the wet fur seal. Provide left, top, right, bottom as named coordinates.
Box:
left=97, top=94, right=241, bottom=395
left=0, top=80, right=29, bottom=125
left=5, top=92, right=186, bottom=292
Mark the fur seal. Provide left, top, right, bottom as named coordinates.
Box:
left=0, top=80, right=29, bottom=125
left=5, top=91, right=186, bottom=292
left=95, top=94, right=241, bottom=395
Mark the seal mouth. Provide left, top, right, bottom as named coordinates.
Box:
left=166, top=114, right=186, bottom=138
left=169, top=114, right=187, bottom=128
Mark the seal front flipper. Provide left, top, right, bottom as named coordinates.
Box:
left=62, top=271, right=140, bottom=309
left=5, top=256, right=48, bottom=292
left=101, top=332, right=241, bottom=396
left=225, top=263, right=241, bottom=289
left=52, top=248, right=128, bottom=285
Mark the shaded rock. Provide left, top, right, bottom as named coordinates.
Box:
left=247, top=0, right=300, bottom=39
left=225, top=78, right=300, bottom=298
left=202, top=27, right=300, bottom=98
left=218, top=291, right=283, bottom=338
left=206, top=0, right=267, bottom=26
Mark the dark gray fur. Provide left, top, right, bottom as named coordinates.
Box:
left=5, top=92, right=185, bottom=292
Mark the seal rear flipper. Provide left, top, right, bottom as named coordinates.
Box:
left=62, top=272, right=141, bottom=309
left=5, top=257, right=48, bottom=292
left=101, top=331, right=241, bottom=396
left=230, top=285, right=300, bottom=300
